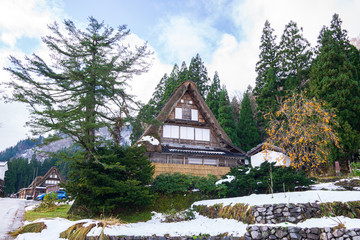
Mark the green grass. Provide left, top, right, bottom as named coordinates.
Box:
left=116, top=210, right=153, bottom=223
left=24, top=192, right=210, bottom=223
left=25, top=204, right=73, bottom=221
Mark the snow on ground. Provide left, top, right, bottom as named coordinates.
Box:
left=16, top=218, right=88, bottom=240
left=193, top=190, right=360, bottom=207
left=310, top=182, right=346, bottom=190
left=15, top=180, right=360, bottom=239
left=15, top=214, right=360, bottom=239
left=91, top=213, right=247, bottom=237
left=310, top=177, right=360, bottom=191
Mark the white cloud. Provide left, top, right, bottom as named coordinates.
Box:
left=156, top=16, right=219, bottom=63
left=125, top=34, right=173, bottom=103
left=0, top=0, right=66, bottom=151
left=208, top=33, right=257, bottom=97
left=0, top=0, right=65, bottom=47
left=207, top=0, right=360, bottom=98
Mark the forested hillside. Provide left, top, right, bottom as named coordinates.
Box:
left=132, top=13, right=360, bottom=173
left=0, top=137, right=42, bottom=161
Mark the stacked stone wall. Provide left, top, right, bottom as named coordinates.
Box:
left=245, top=226, right=360, bottom=240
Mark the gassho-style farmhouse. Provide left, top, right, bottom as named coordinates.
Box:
left=136, top=81, right=248, bottom=178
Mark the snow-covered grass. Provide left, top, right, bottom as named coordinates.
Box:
left=192, top=190, right=360, bottom=207
left=14, top=178, right=360, bottom=239
left=15, top=210, right=360, bottom=239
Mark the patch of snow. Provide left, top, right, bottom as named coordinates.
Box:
left=13, top=188, right=360, bottom=239
left=91, top=213, right=247, bottom=237
left=310, top=177, right=360, bottom=191
left=216, top=175, right=235, bottom=186
left=310, top=182, right=345, bottom=191
left=15, top=218, right=93, bottom=240
left=138, top=135, right=159, bottom=145
left=15, top=214, right=360, bottom=239
left=193, top=190, right=360, bottom=207
left=25, top=205, right=38, bottom=212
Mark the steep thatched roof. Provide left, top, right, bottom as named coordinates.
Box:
left=137, top=81, right=245, bottom=154
left=28, top=166, right=65, bottom=188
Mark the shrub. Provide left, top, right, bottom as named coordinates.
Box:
left=350, top=162, right=360, bottom=177
left=152, top=173, right=218, bottom=195
left=35, top=192, right=58, bottom=211
left=152, top=173, right=193, bottom=194
left=219, top=161, right=315, bottom=197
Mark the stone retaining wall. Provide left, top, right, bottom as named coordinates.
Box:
left=252, top=202, right=322, bottom=224
left=195, top=201, right=360, bottom=224
left=245, top=225, right=360, bottom=240
left=86, top=236, right=244, bottom=240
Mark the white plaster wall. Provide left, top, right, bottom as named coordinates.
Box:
left=251, top=150, right=290, bottom=167
left=0, top=162, right=8, bottom=180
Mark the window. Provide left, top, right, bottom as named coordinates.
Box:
left=163, top=125, right=209, bottom=141
left=188, top=157, right=202, bottom=165
left=180, top=126, right=194, bottom=140
left=163, top=125, right=179, bottom=138
left=195, top=128, right=210, bottom=141
left=204, top=159, right=217, bottom=165
left=189, top=100, right=193, bottom=104
left=191, top=109, right=198, bottom=121
left=175, top=108, right=182, bottom=119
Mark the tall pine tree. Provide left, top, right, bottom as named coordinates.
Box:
left=277, top=20, right=312, bottom=93
left=310, top=13, right=360, bottom=164
left=238, top=92, right=262, bottom=152
left=206, top=71, right=222, bottom=119
left=187, top=54, right=210, bottom=97
left=161, top=64, right=181, bottom=106
left=217, top=87, right=239, bottom=146
left=254, top=20, right=278, bottom=95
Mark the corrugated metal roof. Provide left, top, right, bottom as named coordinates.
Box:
left=162, top=145, right=245, bottom=158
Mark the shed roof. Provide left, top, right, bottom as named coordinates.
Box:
left=247, top=142, right=285, bottom=157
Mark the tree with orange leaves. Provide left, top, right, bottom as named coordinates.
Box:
left=264, top=92, right=340, bottom=173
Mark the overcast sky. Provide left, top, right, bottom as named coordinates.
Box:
left=0, top=0, right=359, bottom=151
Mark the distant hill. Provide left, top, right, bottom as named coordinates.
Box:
left=0, top=127, right=132, bottom=162
left=0, top=137, right=42, bottom=161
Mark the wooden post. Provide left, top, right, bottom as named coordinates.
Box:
left=335, top=161, right=340, bottom=176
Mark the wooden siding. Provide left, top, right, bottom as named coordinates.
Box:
left=152, top=163, right=230, bottom=178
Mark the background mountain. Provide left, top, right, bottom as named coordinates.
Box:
left=0, top=127, right=132, bottom=162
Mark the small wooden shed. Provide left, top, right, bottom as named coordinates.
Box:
left=247, top=143, right=291, bottom=168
